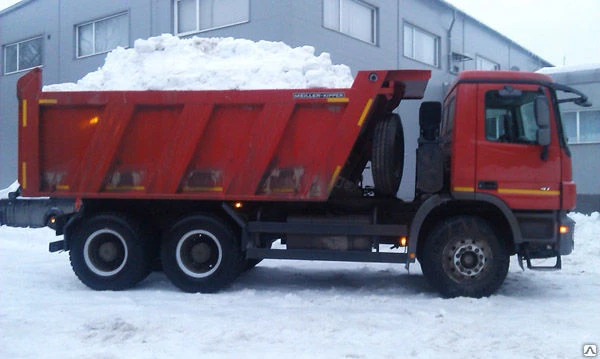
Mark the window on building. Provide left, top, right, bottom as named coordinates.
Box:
left=403, top=23, right=439, bottom=67
left=3, top=36, right=43, bottom=74
left=561, top=110, right=600, bottom=144
left=323, top=0, right=377, bottom=44
left=175, top=0, right=250, bottom=35
left=77, top=12, right=129, bottom=58
left=485, top=90, right=541, bottom=144
left=476, top=56, right=500, bottom=70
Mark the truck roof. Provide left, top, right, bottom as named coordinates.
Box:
left=455, top=70, right=554, bottom=84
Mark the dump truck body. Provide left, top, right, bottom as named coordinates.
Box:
left=18, top=68, right=429, bottom=201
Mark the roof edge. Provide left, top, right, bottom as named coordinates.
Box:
left=436, top=0, right=554, bottom=67
left=0, top=0, right=36, bottom=16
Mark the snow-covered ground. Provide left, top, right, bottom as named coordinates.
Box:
left=0, top=212, right=598, bottom=359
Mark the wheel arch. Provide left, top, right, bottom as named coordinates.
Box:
left=411, top=195, right=522, bottom=261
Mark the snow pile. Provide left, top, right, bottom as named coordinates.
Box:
left=569, top=211, right=600, bottom=258
left=43, top=35, right=354, bottom=91
left=0, top=181, right=19, bottom=199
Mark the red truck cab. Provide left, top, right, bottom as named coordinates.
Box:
left=435, top=71, right=581, bottom=267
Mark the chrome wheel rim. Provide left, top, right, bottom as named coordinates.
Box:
left=83, top=229, right=128, bottom=277
left=176, top=230, right=222, bottom=278
left=443, top=238, right=490, bottom=282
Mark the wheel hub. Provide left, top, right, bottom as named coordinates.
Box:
left=442, top=237, right=491, bottom=283
left=99, top=242, right=119, bottom=262
left=452, top=241, right=486, bottom=277
left=83, top=229, right=128, bottom=277
left=191, top=242, right=212, bottom=264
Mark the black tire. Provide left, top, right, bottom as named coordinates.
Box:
left=161, top=216, right=242, bottom=293
left=420, top=216, right=509, bottom=298
left=69, top=214, right=151, bottom=291
left=372, top=113, right=404, bottom=196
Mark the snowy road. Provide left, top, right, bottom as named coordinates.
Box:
left=1, top=212, right=598, bottom=359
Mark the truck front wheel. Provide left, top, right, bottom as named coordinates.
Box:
left=161, top=216, right=242, bottom=293
left=69, top=214, right=151, bottom=290
left=420, top=216, right=509, bottom=298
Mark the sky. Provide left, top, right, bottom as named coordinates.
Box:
left=1, top=0, right=599, bottom=67
left=445, top=0, right=600, bottom=66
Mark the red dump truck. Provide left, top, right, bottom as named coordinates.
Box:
left=6, top=67, right=590, bottom=297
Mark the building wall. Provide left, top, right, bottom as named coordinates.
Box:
left=542, top=69, right=600, bottom=213
left=1, top=0, right=552, bottom=200
left=1, top=0, right=59, bottom=185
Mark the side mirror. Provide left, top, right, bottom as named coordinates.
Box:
left=537, top=128, right=551, bottom=146
left=535, top=95, right=551, bottom=160
left=534, top=95, right=550, bottom=128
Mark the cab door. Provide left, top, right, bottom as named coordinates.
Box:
left=475, top=84, right=561, bottom=209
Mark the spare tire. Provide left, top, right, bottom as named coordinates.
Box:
left=372, top=113, right=404, bottom=196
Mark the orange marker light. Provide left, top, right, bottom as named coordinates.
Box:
left=234, top=202, right=243, bottom=209
left=399, top=236, right=407, bottom=247
left=559, top=225, right=569, bottom=234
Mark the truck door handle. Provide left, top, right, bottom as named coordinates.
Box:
left=478, top=181, right=498, bottom=190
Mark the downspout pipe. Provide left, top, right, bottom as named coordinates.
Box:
left=447, top=10, right=456, bottom=72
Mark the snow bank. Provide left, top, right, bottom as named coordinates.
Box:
left=43, top=35, right=354, bottom=91
left=569, top=211, right=600, bottom=258
left=0, top=181, right=19, bottom=199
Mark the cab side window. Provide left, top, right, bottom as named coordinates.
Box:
left=441, top=96, right=455, bottom=140
left=485, top=90, right=540, bottom=144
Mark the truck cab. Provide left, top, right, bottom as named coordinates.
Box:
left=423, top=71, right=585, bottom=268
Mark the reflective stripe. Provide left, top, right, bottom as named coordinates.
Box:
left=22, top=100, right=27, bottom=127
left=498, top=188, right=559, bottom=196
left=357, top=98, right=373, bottom=127
left=21, top=162, right=27, bottom=189
left=453, top=186, right=474, bottom=192
left=326, top=98, right=349, bottom=103
left=328, top=165, right=342, bottom=193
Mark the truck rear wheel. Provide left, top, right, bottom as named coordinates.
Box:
left=372, top=113, right=404, bottom=196
left=161, top=216, right=242, bottom=293
left=69, top=214, right=151, bottom=290
left=420, top=216, right=509, bottom=298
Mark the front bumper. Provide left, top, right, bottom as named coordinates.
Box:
left=558, top=213, right=575, bottom=256
left=516, top=211, right=574, bottom=259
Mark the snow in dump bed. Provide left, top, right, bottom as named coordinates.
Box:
left=43, top=35, right=354, bottom=91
